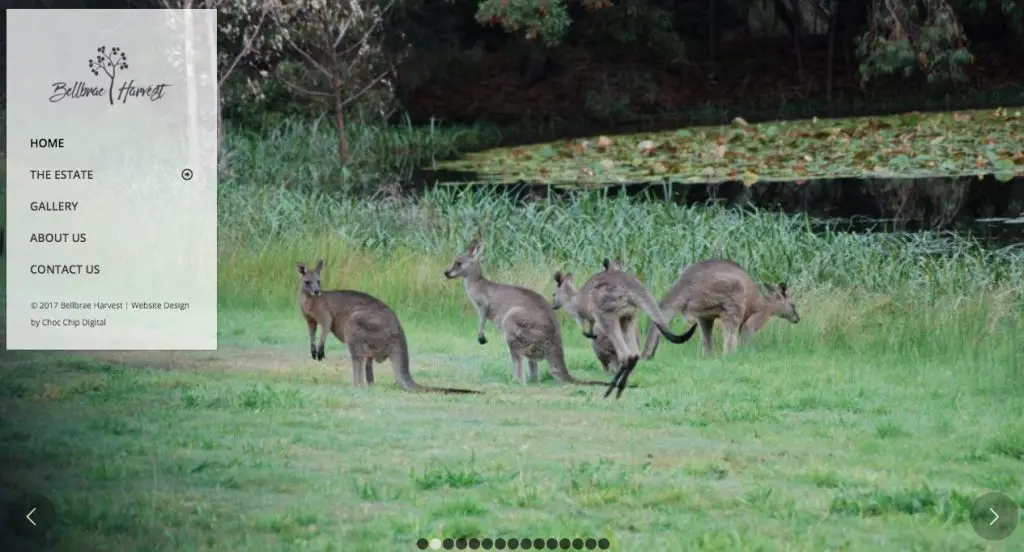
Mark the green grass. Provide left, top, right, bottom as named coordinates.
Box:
left=2, top=118, right=1024, bottom=551
left=2, top=302, right=1022, bottom=551
left=432, top=108, right=1024, bottom=185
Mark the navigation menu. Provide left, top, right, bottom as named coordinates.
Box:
left=5, top=9, right=219, bottom=350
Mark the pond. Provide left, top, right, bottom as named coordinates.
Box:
left=418, top=108, right=1024, bottom=247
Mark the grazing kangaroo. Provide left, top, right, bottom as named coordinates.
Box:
left=443, top=240, right=609, bottom=386
left=552, top=264, right=697, bottom=398
left=298, top=260, right=481, bottom=394
left=642, top=258, right=800, bottom=359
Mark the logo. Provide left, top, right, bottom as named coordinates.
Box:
left=49, top=45, right=172, bottom=105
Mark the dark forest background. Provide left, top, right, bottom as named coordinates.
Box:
left=2, top=0, right=1022, bottom=134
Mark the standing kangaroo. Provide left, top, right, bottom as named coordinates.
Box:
left=298, top=260, right=481, bottom=394
left=443, top=239, right=609, bottom=386
left=552, top=263, right=697, bottom=398
left=642, top=258, right=800, bottom=359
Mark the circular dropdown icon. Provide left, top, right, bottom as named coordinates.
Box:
left=181, top=168, right=194, bottom=181
left=970, top=491, right=1019, bottom=541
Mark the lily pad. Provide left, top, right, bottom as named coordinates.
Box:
left=431, top=108, right=1024, bottom=186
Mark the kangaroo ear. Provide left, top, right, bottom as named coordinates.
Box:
left=778, top=282, right=788, bottom=295
left=314, top=259, right=324, bottom=273
left=554, top=271, right=563, bottom=285
left=564, top=272, right=574, bottom=283
left=469, top=240, right=484, bottom=258
left=602, top=258, right=611, bottom=270
left=296, top=262, right=306, bottom=275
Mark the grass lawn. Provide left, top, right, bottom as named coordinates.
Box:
left=2, top=120, right=1022, bottom=550
left=1, top=280, right=1021, bottom=551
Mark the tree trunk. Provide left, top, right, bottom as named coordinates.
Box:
left=826, top=0, right=837, bottom=114
left=203, top=0, right=222, bottom=161
left=332, top=73, right=350, bottom=165
left=709, top=0, right=715, bottom=66
left=790, top=0, right=804, bottom=82
left=183, top=0, right=200, bottom=168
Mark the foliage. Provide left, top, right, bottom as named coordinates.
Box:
left=856, top=0, right=975, bottom=86
left=432, top=109, right=1024, bottom=185
left=474, top=0, right=685, bottom=60
left=578, top=0, right=685, bottom=66
left=159, top=0, right=289, bottom=105
left=474, top=0, right=595, bottom=46
left=271, top=0, right=401, bottom=106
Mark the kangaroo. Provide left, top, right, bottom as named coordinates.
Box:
left=551, top=257, right=632, bottom=375
left=641, top=258, right=800, bottom=359
left=298, top=260, right=481, bottom=394
left=443, top=239, right=609, bottom=386
left=552, top=264, right=697, bottom=398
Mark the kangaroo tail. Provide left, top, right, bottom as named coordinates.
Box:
left=393, top=331, right=484, bottom=395
left=632, top=284, right=695, bottom=344
left=422, top=386, right=484, bottom=394
left=547, top=350, right=638, bottom=387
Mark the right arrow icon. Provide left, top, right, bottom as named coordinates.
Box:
left=989, top=507, right=1000, bottom=527
left=970, top=491, right=1018, bottom=541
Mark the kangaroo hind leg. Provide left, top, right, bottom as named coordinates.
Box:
left=348, top=348, right=368, bottom=386
left=601, top=315, right=639, bottom=399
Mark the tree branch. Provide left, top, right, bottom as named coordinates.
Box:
left=281, top=77, right=334, bottom=99
left=219, top=3, right=270, bottom=87
left=340, top=69, right=389, bottom=108
left=336, top=0, right=394, bottom=58
left=272, top=7, right=336, bottom=80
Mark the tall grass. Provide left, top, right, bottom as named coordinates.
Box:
left=221, top=116, right=504, bottom=194
left=220, top=183, right=1024, bottom=301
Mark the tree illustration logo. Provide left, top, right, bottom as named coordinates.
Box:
left=49, top=44, right=172, bottom=105
left=88, top=46, right=129, bottom=106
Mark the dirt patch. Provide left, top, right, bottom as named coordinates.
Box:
left=59, top=346, right=302, bottom=374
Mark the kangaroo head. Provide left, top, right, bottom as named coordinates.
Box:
left=296, top=260, right=324, bottom=296
left=444, top=240, right=483, bottom=280
left=765, top=282, right=799, bottom=323
left=602, top=258, right=622, bottom=271
left=551, top=271, right=577, bottom=311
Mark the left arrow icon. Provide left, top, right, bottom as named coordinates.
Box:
left=6, top=493, right=55, bottom=538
